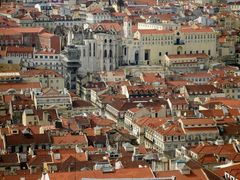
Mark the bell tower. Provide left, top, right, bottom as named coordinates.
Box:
left=123, top=16, right=132, bottom=38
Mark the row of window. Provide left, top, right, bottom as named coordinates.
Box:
left=40, top=79, right=60, bottom=83
left=34, top=62, right=61, bottom=66
left=159, top=50, right=211, bottom=57
left=7, top=53, right=32, bottom=57
left=142, top=39, right=215, bottom=45
left=34, top=55, right=59, bottom=59
left=225, top=89, right=240, bottom=93
left=171, top=63, right=198, bottom=67
left=142, top=34, right=215, bottom=41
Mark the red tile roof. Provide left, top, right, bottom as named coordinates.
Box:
left=181, top=27, right=214, bottom=33
left=166, top=80, right=192, bottom=87
left=168, top=53, right=209, bottom=59
left=52, top=152, right=87, bottom=163
left=200, top=109, right=224, bottom=117
left=39, top=32, right=55, bottom=37
left=48, top=167, right=155, bottom=179
left=142, top=73, right=165, bottom=84
left=52, top=133, right=87, bottom=145
left=21, top=69, right=63, bottom=78
left=181, top=118, right=216, bottom=126
left=10, top=27, right=45, bottom=34
left=214, top=163, right=240, bottom=179
left=0, top=28, right=21, bottom=35
left=191, top=144, right=237, bottom=156
left=185, top=84, right=222, bottom=94
left=184, top=127, right=219, bottom=133
left=5, top=133, right=51, bottom=146
left=156, top=168, right=209, bottom=179
left=0, top=153, right=19, bottom=164
left=182, top=72, right=212, bottom=78
left=28, top=154, right=52, bottom=166
left=208, top=98, right=240, bottom=109
left=137, top=29, right=173, bottom=35
left=90, top=115, right=115, bottom=127
left=0, top=82, right=41, bottom=91
left=6, top=46, right=33, bottom=53
left=136, top=117, right=170, bottom=129
left=90, top=22, right=122, bottom=32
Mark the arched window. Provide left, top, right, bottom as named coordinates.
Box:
left=109, top=50, right=112, bottom=58
left=104, top=50, right=107, bottom=58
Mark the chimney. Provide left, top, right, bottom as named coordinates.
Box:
left=94, top=126, right=101, bottom=136
left=41, top=171, right=50, bottom=180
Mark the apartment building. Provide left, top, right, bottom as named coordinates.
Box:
left=33, top=88, right=72, bottom=110
left=21, top=69, right=65, bottom=90
left=162, top=53, right=209, bottom=73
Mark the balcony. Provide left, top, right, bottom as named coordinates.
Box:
left=174, top=39, right=185, bottom=45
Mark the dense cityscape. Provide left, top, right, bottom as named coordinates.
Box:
left=0, top=0, right=240, bottom=179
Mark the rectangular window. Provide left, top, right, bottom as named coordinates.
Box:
left=144, top=49, right=150, bottom=61
left=89, top=43, right=91, bottom=57
left=208, top=50, right=211, bottom=56
left=93, top=43, right=96, bottom=56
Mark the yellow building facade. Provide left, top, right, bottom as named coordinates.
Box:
left=133, top=26, right=217, bottom=65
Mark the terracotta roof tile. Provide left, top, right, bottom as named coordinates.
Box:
left=52, top=133, right=87, bottom=145
left=5, top=133, right=51, bottom=146
left=0, top=82, right=41, bottom=92
left=90, top=115, right=115, bottom=127
left=0, top=153, right=18, bottom=164
left=156, top=168, right=208, bottom=179
left=168, top=53, right=209, bottom=59
left=28, top=154, right=52, bottom=166
left=185, top=84, right=222, bottom=94
left=181, top=118, right=216, bottom=125
left=9, top=27, right=45, bottom=34
left=6, top=46, right=33, bottom=53
left=21, top=69, right=63, bottom=78
left=181, top=27, right=214, bottom=33
left=47, top=167, right=155, bottom=179
left=137, top=29, right=173, bottom=35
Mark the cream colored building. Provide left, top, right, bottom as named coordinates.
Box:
left=132, top=25, right=217, bottom=65
left=162, top=53, right=209, bottom=73
left=22, top=109, right=58, bottom=126
left=33, top=88, right=72, bottom=110
left=124, top=106, right=151, bottom=131
left=212, top=76, right=240, bottom=99
left=21, top=69, right=65, bottom=90
left=99, top=70, right=126, bottom=82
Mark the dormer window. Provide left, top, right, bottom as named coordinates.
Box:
left=12, top=129, right=19, bottom=134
